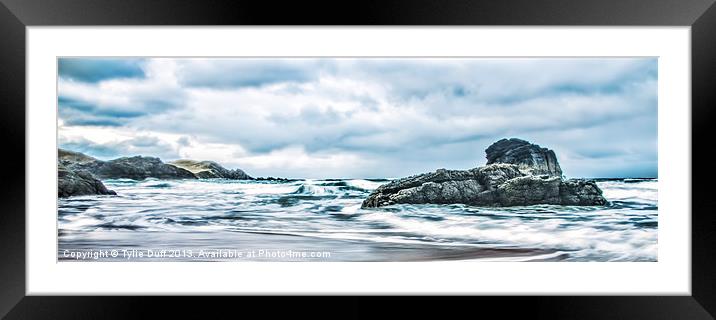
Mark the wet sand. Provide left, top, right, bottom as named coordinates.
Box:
left=58, top=230, right=564, bottom=262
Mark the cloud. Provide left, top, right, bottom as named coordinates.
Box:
left=57, top=59, right=185, bottom=127
left=175, top=59, right=324, bottom=88
left=59, top=135, right=180, bottom=160
left=59, top=58, right=146, bottom=82
left=57, top=58, right=658, bottom=178
left=58, top=96, right=146, bottom=127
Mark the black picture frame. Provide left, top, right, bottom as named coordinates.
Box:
left=1, top=0, right=714, bottom=318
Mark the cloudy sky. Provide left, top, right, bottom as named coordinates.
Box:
left=57, top=58, right=657, bottom=179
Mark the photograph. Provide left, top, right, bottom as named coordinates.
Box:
left=56, top=57, right=658, bottom=262
left=3, top=0, right=711, bottom=316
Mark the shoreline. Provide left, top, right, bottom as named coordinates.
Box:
left=58, top=230, right=567, bottom=262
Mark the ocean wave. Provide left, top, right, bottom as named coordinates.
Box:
left=598, top=180, right=657, bottom=203
left=58, top=178, right=657, bottom=261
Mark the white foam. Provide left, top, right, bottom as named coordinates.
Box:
left=346, top=179, right=385, bottom=191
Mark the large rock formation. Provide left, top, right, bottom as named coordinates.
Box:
left=362, top=139, right=606, bottom=208
left=169, top=160, right=252, bottom=180
left=57, top=148, right=261, bottom=196
left=66, top=155, right=197, bottom=180
left=485, top=138, right=562, bottom=177
left=59, top=149, right=255, bottom=180
left=97, top=156, right=197, bottom=180
left=59, top=149, right=197, bottom=180
left=58, top=162, right=116, bottom=198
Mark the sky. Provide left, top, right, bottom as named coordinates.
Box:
left=57, top=58, right=658, bottom=179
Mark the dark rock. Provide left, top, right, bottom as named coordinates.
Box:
left=59, top=149, right=197, bottom=180
left=485, top=138, right=562, bottom=177
left=362, top=165, right=522, bottom=207
left=89, top=156, right=197, bottom=180
left=169, top=159, right=252, bottom=180
left=362, top=176, right=487, bottom=207
left=473, top=163, right=524, bottom=190
left=59, top=148, right=260, bottom=181
left=58, top=162, right=116, bottom=198
left=362, top=138, right=607, bottom=208
left=497, top=175, right=562, bottom=206
left=559, top=179, right=608, bottom=205
left=253, top=177, right=298, bottom=182
left=370, top=168, right=478, bottom=195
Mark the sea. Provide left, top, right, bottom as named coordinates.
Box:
left=58, top=178, right=658, bottom=262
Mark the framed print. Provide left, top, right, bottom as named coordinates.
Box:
left=1, top=0, right=715, bottom=318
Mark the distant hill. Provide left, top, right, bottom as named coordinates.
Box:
left=58, top=148, right=98, bottom=164
left=169, top=159, right=252, bottom=180
left=58, top=148, right=254, bottom=181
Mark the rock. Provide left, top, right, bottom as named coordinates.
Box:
left=59, top=148, right=98, bottom=164
left=559, top=179, right=608, bottom=205
left=169, top=160, right=252, bottom=179
left=59, top=148, right=258, bottom=181
left=253, top=176, right=298, bottom=182
left=362, top=138, right=607, bottom=208
left=363, top=176, right=486, bottom=207
left=473, top=163, right=524, bottom=190
left=369, top=168, right=479, bottom=196
left=58, top=162, right=116, bottom=198
left=362, top=165, right=519, bottom=207
left=498, top=175, right=562, bottom=206
left=59, top=149, right=197, bottom=180
left=87, top=156, right=197, bottom=180
left=485, top=138, right=562, bottom=177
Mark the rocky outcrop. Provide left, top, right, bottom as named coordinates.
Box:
left=361, top=139, right=606, bottom=208
left=558, top=179, right=608, bottom=205
left=60, top=149, right=197, bottom=180
left=59, top=148, right=255, bottom=181
left=485, top=138, right=562, bottom=177
left=169, top=160, right=252, bottom=180
left=58, top=148, right=97, bottom=164
left=58, top=162, right=116, bottom=198
left=65, top=155, right=197, bottom=180
left=253, top=177, right=296, bottom=182
left=361, top=168, right=488, bottom=208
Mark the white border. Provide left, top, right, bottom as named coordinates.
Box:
left=27, top=27, right=690, bottom=295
